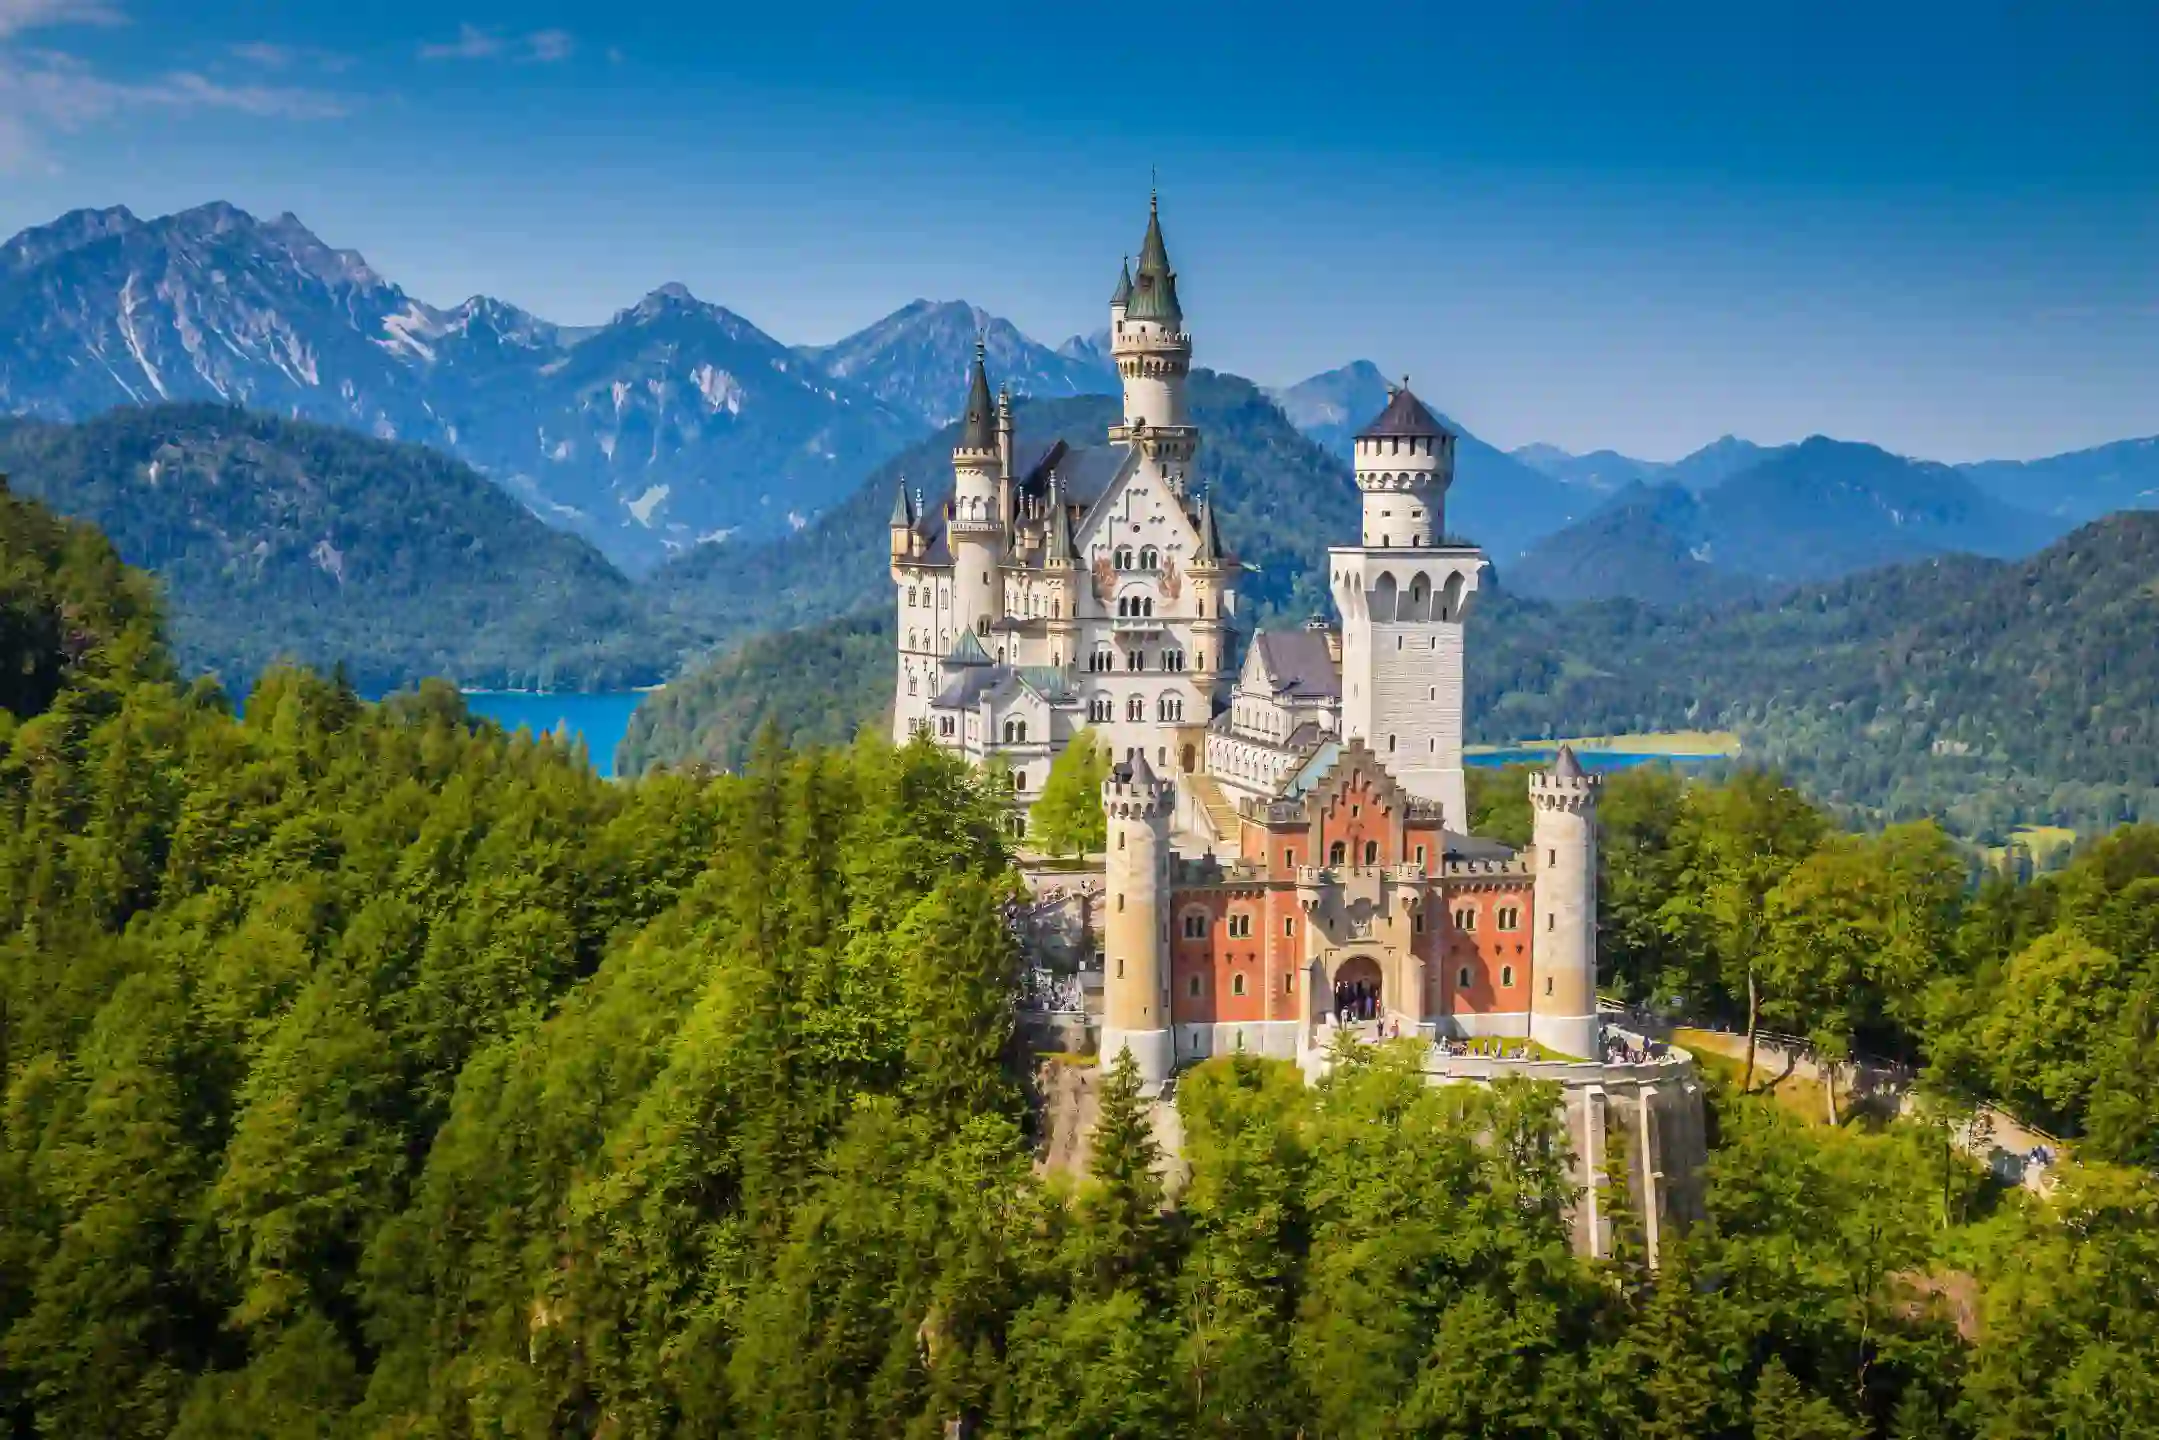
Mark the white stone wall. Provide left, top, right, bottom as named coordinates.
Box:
left=1331, top=549, right=1484, bottom=829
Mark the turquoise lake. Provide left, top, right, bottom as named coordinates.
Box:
left=460, top=691, right=648, bottom=778
left=1466, top=748, right=1721, bottom=772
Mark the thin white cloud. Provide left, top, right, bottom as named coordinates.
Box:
left=419, top=22, right=575, bottom=63
left=0, top=0, right=121, bottom=41
left=227, top=40, right=351, bottom=74
left=0, top=7, right=345, bottom=171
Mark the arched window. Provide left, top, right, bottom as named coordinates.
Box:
left=1457, top=966, right=1472, bottom=988
left=1013, top=772, right=1026, bottom=791
left=1328, top=841, right=1346, bottom=865
left=1454, top=906, right=1476, bottom=931
left=975, top=616, right=989, bottom=636
left=1089, top=696, right=1113, bottom=722
left=1114, top=546, right=1134, bottom=569
left=908, top=675, right=918, bottom=696
left=939, top=716, right=955, bottom=737
left=1127, top=650, right=1144, bottom=672
left=1501, top=965, right=1515, bottom=988
left=1182, top=912, right=1208, bottom=939
left=1127, top=695, right=1145, bottom=721
left=1363, top=840, right=1379, bottom=865
left=1231, top=972, right=1247, bottom=997
left=1143, top=597, right=1154, bottom=617
left=1157, top=694, right=1182, bottom=722
left=1139, top=545, right=1159, bottom=569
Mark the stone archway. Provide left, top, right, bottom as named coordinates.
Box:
left=1331, top=953, right=1384, bottom=1024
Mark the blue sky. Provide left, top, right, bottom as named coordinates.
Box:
left=2, top=0, right=2155, bottom=461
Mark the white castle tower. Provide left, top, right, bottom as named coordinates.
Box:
left=949, top=341, right=1005, bottom=646
left=1108, top=192, right=1196, bottom=494
left=1328, top=384, right=1485, bottom=829
left=1528, top=746, right=1601, bottom=1058
left=1101, top=751, right=1173, bottom=1092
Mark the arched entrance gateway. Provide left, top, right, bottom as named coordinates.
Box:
left=1331, top=954, right=1384, bottom=1026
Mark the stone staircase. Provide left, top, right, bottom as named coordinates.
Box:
left=1185, top=772, right=1242, bottom=848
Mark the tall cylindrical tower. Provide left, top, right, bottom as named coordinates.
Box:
left=1101, top=751, right=1174, bottom=1092
left=949, top=341, right=1004, bottom=645
left=1529, top=746, right=1601, bottom=1058
left=1110, top=193, right=1197, bottom=493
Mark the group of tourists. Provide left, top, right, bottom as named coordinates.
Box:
left=1333, top=977, right=1381, bottom=1026
left=1602, top=1034, right=1663, bottom=1065
left=1437, top=1036, right=1535, bottom=1059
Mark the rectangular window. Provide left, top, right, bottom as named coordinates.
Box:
left=1415, top=844, right=1427, bottom=865
left=1227, top=913, right=1253, bottom=939
left=1187, top=974, right=1202, bottom=998
left=1283, top=917, right=1295, bottom=937
left=1183, top=913, right=1207, bottom=939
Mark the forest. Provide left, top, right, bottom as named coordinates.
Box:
left=4, top=484, right=2158, bottom=1437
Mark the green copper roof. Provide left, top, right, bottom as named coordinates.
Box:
left=1110, top=256, right=1133, bottom=307
left=1124, top=194, right=1183, bottom=325
left=888, top=479, right=913, bottom=528
left=945, top=630, right=992, bottom=668
left=957, top=340, right=997, bottom=452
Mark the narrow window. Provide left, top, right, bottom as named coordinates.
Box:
left=1188, top=974, right=1202, bottom=998
left=1501, top=965, right=1515, bottom=987
left=1232, top=973, right=1247, bottom=997
left=1363, top=840, right=1379, bottom=865
left=1546, top=976, right=1554, bottom=996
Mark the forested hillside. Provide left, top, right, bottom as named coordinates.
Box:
left=0, top=405, right=692, bottom=693
left=1470, top=510, right=2159, bottom=835
left=4, top=488, right=2156, bottom=1437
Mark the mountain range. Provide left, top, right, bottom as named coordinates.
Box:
left=0, top=204, right=1122, bottom=573
left=1509, top=438, right=2076, bottom=604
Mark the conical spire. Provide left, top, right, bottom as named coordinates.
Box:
left=1137, top=189, right=1170, bottom=276
left=1110, top=255, right=1133, bottom=308
left=1550, top=744, right=1586, bottom=781
left=958, top=338, right=997, bottom=452
left=1192, top=491, right=1225, bottom=564
left=1125, top=191, right=1183, bottom=325
left=1045, top=472, right=1078, bottom=562
left=888, top=477, right=914, bottom=528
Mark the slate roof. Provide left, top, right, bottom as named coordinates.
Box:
left=1110, top=256, right=1133, bottom=307
left=888, top=480, right=913, bottom=528
left=1355, top=385, right=1450, bottom=441
left=1252, top=629, right=1341, bottom=700
left=958, top=342, right=998, bottom=452
left=1444, top=832, right=1519, bottom=862
left=1124, top=196, right=1183, bottom=325
left=1192, top=493, right=1226, bottom=563
left=944, top=630, right=992, bottom=667
left=1551, top=744, right=1586, bottom=780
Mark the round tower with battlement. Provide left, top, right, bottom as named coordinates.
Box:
left=1354, top=379, right=1456, bottom=548
left=1101, top=751, right=1174, bottom=1092
left=1529, top=746, right=1602, bottom=1058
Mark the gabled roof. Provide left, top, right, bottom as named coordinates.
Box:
left=1249, top=629, right=1340, bottom=700
left=1355, top=384, right=1450, bottom=441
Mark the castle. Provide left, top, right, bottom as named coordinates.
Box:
left=891, top=193, right=1704, bottom=1256
left=892, top=192, right=1606, bottom=1088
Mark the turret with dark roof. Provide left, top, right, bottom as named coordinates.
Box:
left=1044, top=473, right=1079, bottom=564
left=888, top=479, right=914, bottom=529
left=1110, top=256, right=1133, bottom=308
left=1551, top=744, right=1586, bottom=781
left=1355, top=382, right=1451, bottom=441
left=957, top=339, right=998, bottom=453
left=1191, top=492, right=1226, bottom=565
left=1123, top=193, right=1183, bottom=326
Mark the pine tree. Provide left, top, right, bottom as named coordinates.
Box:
left=1078, top=1048, right=1167, bottom=1295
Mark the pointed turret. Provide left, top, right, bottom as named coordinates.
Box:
left=1044, top=473, right=1079, bottom=564
left=1125, top=192, right=1182, bottom=325
left=958, top=339, right=997, bottom=453
left=1550, top=744, right=1586, bottom=781
left=1191, top=492, right=1225, bottom=565
left=888, top=478, right=914, bottom=529
left=944, top=630, right=993, bottom=669
left=1110, top=255, right=1133, bottom=309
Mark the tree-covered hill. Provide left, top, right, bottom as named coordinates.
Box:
left=619, top=607, right=894, bottom=774
left=5, top=489, right=2158, bottom=1436
left=1471, top=509, right=2159, bottom=834
left=0, top=404, right=694, bottom=694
